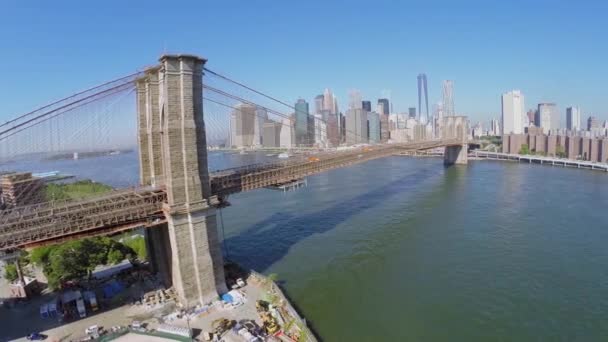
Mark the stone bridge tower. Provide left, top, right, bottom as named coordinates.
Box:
left=442, top=116, right=469, bottom=165
left=136, top=55, right=227, bottom=305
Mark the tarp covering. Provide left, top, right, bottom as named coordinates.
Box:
left=102, top=280, right=125, bottom=298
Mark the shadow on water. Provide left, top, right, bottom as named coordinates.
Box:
left=224, top=164, right=452, bottom=273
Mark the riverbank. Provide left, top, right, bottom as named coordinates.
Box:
left=2, top=269, right=317, bottom=342
left=473, top=150, right=608, bottom=172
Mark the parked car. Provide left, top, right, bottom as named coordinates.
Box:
left=26, top=332, right=47, bottom=340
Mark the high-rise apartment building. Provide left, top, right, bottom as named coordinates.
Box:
left=566, top=106, right=581, bottom=131
left=527, top=109, right=535, bottom=125
left=501, top=90, right=525, bottom=135
left=535, top=103, right=560, bottom=133
left=417, top=73, right=429, bottom=123
left=587, top=116, right=600, bottom=130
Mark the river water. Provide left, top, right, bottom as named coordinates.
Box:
left=4, top=151, right=608, bottom=341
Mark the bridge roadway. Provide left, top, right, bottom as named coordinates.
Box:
left=0, top=139, right=461, bottom=251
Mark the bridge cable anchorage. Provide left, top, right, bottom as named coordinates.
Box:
left=203, top=67, right=369, bottom=146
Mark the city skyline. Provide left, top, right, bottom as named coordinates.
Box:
left=1, top=1, right=607, bottom=126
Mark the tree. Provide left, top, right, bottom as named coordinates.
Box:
left=29, top=236, right=135, bottom=289
left=556, top=145, right=567, bottom=158
left=123, top=236, right=147, bottom=261
left=519, top=144, right=530, bottom=155
left=3, top=263, right=18, bottom=282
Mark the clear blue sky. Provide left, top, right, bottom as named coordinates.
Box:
left=1, top=0, right=607, bottom=125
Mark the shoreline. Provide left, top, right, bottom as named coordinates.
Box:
left=394, top=150, right=608, bottom=173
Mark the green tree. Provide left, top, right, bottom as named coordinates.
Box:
left=556, top=145, right=567, bottom=158
left=123, top=236, right=147, bottom=261
left=29, top=236, right=135, bottom=289
left=3, top=263, right=18, bottom=282
left=519, top=144, right=530, bottom=155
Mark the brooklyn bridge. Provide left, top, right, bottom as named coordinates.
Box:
left=0, top=54, right=469, bottom=306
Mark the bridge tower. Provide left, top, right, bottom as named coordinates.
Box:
left=442, top=116, right=469, bottom=165
left=136, top=55, right=227, bottom=305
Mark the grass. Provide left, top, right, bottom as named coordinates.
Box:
left=45, top=180, right=113, bottom=201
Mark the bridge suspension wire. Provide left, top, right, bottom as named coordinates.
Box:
left=203, top=67, right=365, bottom=145
left=0, top=71, right=143, bottom=129
left=0, top=82, right=134, bottom=141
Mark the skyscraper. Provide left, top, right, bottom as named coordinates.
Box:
left=362, top=100, right=372, bottom=112
left=368, top=112, right=381, bottom=143
left=417, top=73, right=429, bottom=123
left=442, top=80, right=454, bottom=117
left=346, top=108, right=368, bottom=145
left=230, top=103, right=256, bottom=148
left=323, top=89, right=335, bottom=113
left=587, top=116, right=600, bottom=130
left=349, top=89, right=362, bottom=110
left=501, top=90, right=525, bottom=135
left=566, top=106, right=581, bottom=131
left=408, top=107, right=416, bottom=119
left=294, top=99, right=311, bottom=146
left=490, top=119, right=501, bottom=136
left=252, top=107, right=267, bottom=147
left=536, top=103, right=560, bottom=133
left=314, top=95, right=324, bottom=115
left=527, top=109, right=535, bottom=125
left=377, top=98, right=390, bottom=115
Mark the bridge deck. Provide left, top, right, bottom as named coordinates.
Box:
left=0, top=139, right=462, bottom=250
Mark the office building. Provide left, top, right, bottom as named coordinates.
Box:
left=279, top=118, right=295, bottom=148
left=362, top=100, right=372, bottom=112
left=408, top=107, right=416, bottom=119
left=314, top=95, right=324, bottom=114
left=368, top=112, right=381, bottom=143
left=527, top=110, right=535, bottom=125
left=252, top=107, right=267, bottom=147
left=490, top=119, right=501, bottom=136
left=566, top=106, right=581, bottom=131
left=230, top=103, right=256, bottom=148
left=442, top=80, right=454, bottom=117
left=262, top=121, right=282, bottom=148
left=294, top=99, right=312, bottom=146
left=501, top=90, right=525, bottom=135
left=313, top=114, right=328, bottom=148
left=380, top=113, right=389, bottom=142
left=417, top=73, right=429, bottom=123
left=377, top=98, right=390, bottom=115
left=346, top=108, right=368, bottom=145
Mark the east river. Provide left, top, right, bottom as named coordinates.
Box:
left=3, top=151, right=608, bottom=341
